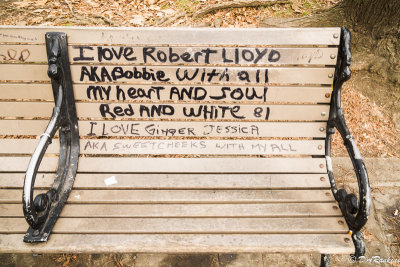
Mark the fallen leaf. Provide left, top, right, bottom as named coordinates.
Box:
left=13, top=0, right=31, bottom=8
left=35, top=0, right=47, bottom=6
left=363, top=230, right=376, bottom=241
left=86, top=0, right=100, bottom=8
left=31, top=17, right=43, bottom=24
left=393, top=209, right=399, bottom=216
left=377, top=187, right=385, bottom=195
left=161, top=8, right=175, bottom=15
left=130, top=15, right=145, bottom=25
left=33, top=9, right=47, bottom=13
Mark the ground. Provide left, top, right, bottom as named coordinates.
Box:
left=0, top=0, right=399, bottom=266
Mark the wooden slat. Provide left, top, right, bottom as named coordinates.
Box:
left=0, top=173, right=331, bottom=189
left=0, top=120, right=327, bottom=137
left=0, top=102, right=330, bottom=121
left=1, top=189, right=334, bottom=204
left=0, top=233, right=354, bottom=254
left=0, top=139, right=325, bottom=155
left=0, top=83, right=333, bottom=103
left=0, top=157, right=327, bottom=173
left=0, top=27, right=341, bottom=45
left=0, top=217, right=348, bottom=234
left=0, top=83, right=55, bottom=100
left=0, top=203, right=341, bottom=217
left=0, top=45, right=338, bottom=65
left=0, top=64, right=335, bottom=85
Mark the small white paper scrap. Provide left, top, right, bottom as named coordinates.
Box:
left=74, top=195, right=81, bottom=199
left=104, top=176, right=118, bottom=186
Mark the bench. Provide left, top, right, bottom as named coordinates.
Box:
left=0, top=26, right=370, bottom=266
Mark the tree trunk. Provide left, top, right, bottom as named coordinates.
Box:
left=338, top=0, right=400, bottom=127
left=340, top=0, right=400, bottom=70
left=341, top=0, right=400, bottom=39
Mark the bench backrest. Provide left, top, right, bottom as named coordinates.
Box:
left=0, top=27, right=340, bottom=173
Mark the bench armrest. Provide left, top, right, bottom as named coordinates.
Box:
left=325, top=27, right=371, bottom=258
left=22, top=32, right=80, bottom=243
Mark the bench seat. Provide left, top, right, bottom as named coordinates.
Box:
left=0, top=26, right=369, bottom=264
left=1, top=161, right=353, bottom=254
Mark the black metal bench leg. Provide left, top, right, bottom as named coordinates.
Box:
left=22, top=32, right=79, bottom=243
left=352, top=231, right=366, bottom=259
left=325, top=27, right=371, bottom=263
left=320, top=254, right=330, bottom=267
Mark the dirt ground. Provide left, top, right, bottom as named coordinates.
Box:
left=0, top=0, right=399, bottom=266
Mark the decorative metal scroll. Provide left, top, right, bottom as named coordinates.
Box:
left=22, top=32, right=79, bottom=243
left=325, top=27, right=371, bottom=258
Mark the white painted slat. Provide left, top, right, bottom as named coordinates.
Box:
left=0, top=233, right=354, bottom=254
left=0, top=102, right=330, bottom=121
left=0, top=217, right=348, bottom=234
left=0, top=189, right=334, bottom=204
left=0, top=27, right=341, bottom=45
left=0, top=173, right=331, bottom=189
left=0, top=64, right=335, bottom=85
left=0, top=139, right=325, bottom=155
left=0, top=203, right=341, bottom=217
left=0, top=83, right=333, bottom=103
left=0, top=157, right=326, bottom=173
left=0, top=45, right=338, bottom=65
left=0, top=120, right=328, bottom=137
left=0, top=83, right=54, bottom=100
left=0, top=157, right=327, bottom=173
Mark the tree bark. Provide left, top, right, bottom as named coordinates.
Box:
left=340, top=0, right=400, bottom=39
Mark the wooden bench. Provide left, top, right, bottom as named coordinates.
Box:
left=0, top=26, right=370, bottom=266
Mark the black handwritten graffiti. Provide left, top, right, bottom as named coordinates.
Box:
left=72, top=45, right=282, bottom=65
left=0, top=48, right=30, bottom=62
left=86, top=122, right=260, bottom=137
left=0, top=33, right=37, bottom=42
